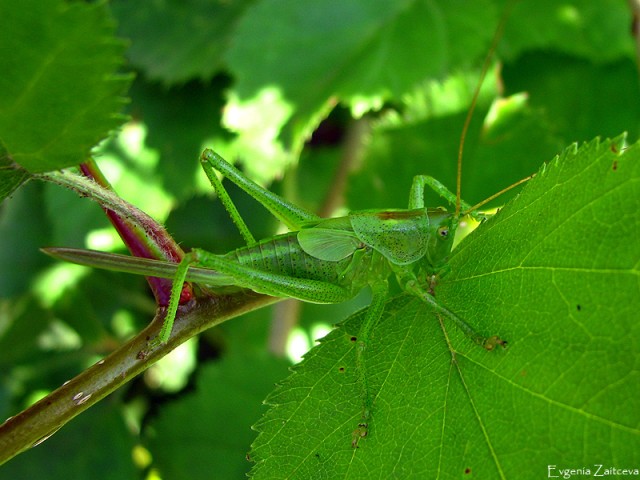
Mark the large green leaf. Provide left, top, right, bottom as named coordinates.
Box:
left=249, top=136, right=640, bottom=478
left=223, top=0, right=634, bottom=172
left=0, top=0, right=130, bottom=175
left=224, top=0, right=499, bottom=175
left=110, top=0, right=252, bottom=85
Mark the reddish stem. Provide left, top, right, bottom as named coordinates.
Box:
left=79, top=161, right=191, bottom=306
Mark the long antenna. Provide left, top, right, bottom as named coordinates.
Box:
left=462, top=172, right=535, bottom=215
left=455, top=2, right=517, bottom=217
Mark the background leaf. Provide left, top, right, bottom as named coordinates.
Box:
left=0, top=401, right=136, bottom=479
left=0, top=0, right=130, bottom=174
left=111, top=0, right=253, bottom=85
left=224, top=0, right=500, bottom=176
left=146, top=352, right=290, bottom=479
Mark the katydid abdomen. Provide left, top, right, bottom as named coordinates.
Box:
left=202, top=228, right=385, bottom=304
left=226, top=232, right=354, bottom=286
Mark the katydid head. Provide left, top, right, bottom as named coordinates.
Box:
left=422, top=207, right=457, bottom=272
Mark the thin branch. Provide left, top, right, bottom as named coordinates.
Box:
left=0, top=291, right=278, bottom=465
left=318, top=117, right=370, bottom=218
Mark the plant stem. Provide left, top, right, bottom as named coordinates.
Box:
left=0, top=291, right=277, bottom=466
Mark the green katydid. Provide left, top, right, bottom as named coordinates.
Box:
left=43, top=5, right=530, bottom=447
left=45, top=146, right=531, bottom=445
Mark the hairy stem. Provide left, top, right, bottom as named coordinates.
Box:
left=37, top=169, right=188, bottom=305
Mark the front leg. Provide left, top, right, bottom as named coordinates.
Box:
left=393, top=265, right=505, bottom=350
left=403, top=278, right=506, bottom=351
left=408, top=175, right=474, bottom=214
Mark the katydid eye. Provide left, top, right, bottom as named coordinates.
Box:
left=437, top=226, right=449, bottom=238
